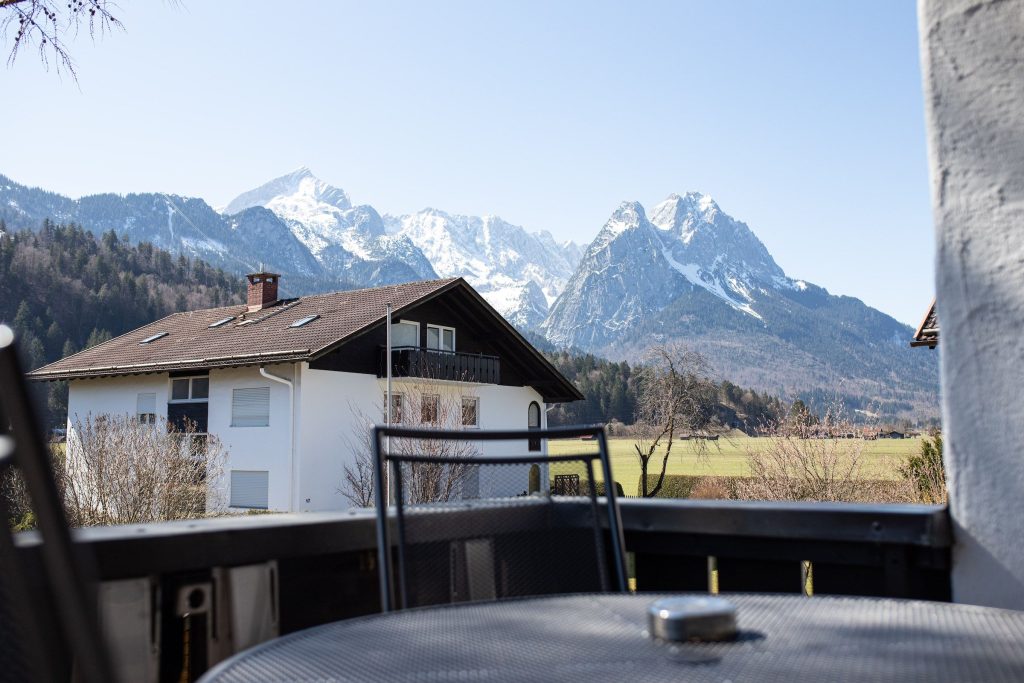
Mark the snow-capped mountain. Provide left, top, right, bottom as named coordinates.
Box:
left=0, top=173, right=340, bottom=294
left=223, top=169, right=437, bottom=286
left=385, top=209, right=581, bottom=328
left=0, top=170, right=936, bottom=413
left=543, top=193, right=938, bottom=411
left=0, top=169, right=582, bottom=325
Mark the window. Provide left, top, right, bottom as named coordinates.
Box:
left=390, top=320, right=419, bottom=348
left=171, top=379, right=189, bottom=400
left=528, top=401, right=541, bottom=452
left=191, top=377, right=209, bottom=399
left=232, top=387, right=270, bottom=427
left=230, top=470, right=269, bottom=509
left=384, top=392, right=404, bottom=424
left=136, top=392, right=156, bottom=424
left=290, top=314, right=320, bottom=328
left=421, top=394, right=439, bottom=424
left=170, top=376, right=209, bottom=402
left=426, top=324, right=455, bottom=352
left=462, top=397, right=479, bottom=427
left=209, top=316, right=235, bottom=328
left=139, top=332, right=168, bottom=344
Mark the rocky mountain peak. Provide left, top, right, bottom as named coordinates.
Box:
left=652, top=192, right=720, bottom=230
left=223, top=168, right=352, bottom=217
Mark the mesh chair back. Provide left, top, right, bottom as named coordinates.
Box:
left=0, top=326, right=117, bottom=682
left=373, top=425, right=627, bottom=612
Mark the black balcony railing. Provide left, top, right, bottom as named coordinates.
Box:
left=378, top=346, right=500, bottom=384
left=10, top=499, right=951, bottom=680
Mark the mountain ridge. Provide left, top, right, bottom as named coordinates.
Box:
left=0, top=170, right=937, bottom=418
left=542, top=193, right=937, bottom=417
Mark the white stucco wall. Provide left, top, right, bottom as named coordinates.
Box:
left=67, top=375, right=170, bottom=429
left=294, top=366, right=381, bottom=512
left=68, top=366, right=297, bottom=512
left=295, top=364, right=548, bottom=511
left=920, top=0, right=1024, bottom=607
left=208, top=365, right=295, bottom=512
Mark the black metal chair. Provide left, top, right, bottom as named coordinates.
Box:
left=0, top=325, right=117, bottom=683
left=373, top=424, right=628, bottom=612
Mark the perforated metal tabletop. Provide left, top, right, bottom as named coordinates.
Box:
left=200, top=593, right=1024, bottom=682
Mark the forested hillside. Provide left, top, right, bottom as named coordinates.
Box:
left=0, top=220, right=245, bottom=425
left=544, top=351, right=787, bottom=432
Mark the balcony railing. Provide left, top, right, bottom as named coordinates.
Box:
left=378, top=346, right=500, bottom=384
left=10, top=499, right=951, bottom=680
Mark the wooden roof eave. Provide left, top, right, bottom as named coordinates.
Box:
left=27, top=349, right=310, bottom=382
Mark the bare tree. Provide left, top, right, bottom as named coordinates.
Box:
left=62, top=414, right=228, bottom=526
left=736, top=404, right=868, bottom=502
left=340, top=407, right=377, bottom=508
left=632, top=344, right=720, bottom=497
left=340, top=380, right=481, bottom=507
left=1, top=0, right=121, bottom=78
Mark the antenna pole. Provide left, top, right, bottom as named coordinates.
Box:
left=385, top=303, right=393, bottom=505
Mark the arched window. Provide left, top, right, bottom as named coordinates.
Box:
left=528, top=401, right=541, bottom=452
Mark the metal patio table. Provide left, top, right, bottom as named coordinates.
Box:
left=200, top=593, right=1024, bottom=682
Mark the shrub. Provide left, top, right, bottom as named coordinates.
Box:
left=899, top=433, right=946, bottom=504
left=690, top=477, right=732, bottom=500
left=62, top=414, right=228, bottom=526
left=736, top=405, right=869, bottom=502
left=636, top=474, right=739, bottom=499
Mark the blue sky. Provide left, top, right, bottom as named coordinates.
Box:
left=2, top=1, right=933, bottom=325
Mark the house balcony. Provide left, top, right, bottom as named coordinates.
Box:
left=378, top=346, right=501, bottom=384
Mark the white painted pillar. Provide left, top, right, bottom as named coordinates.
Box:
left=920, top=0, right=1024, bottom=608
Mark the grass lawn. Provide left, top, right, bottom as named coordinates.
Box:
left=547, top=433, right=920, bottom=495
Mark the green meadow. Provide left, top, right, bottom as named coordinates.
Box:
left=547, top=433, right=920, bottom=494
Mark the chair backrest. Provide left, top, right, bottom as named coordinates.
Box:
left=0, top=325, right=117, bottom=682
left=372, top=424, right=628, bottom=612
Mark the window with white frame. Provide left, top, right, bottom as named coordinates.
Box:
left=136, top=392, right=157, bottom=424
left=384, top=392, right=404, bottom=424
left=230, top=470, right=269, bottom=509
left=421, top=394, right=440, bottom=424
left=426, top=324, right=455, bottom=352
left=231, top=387, right=270, bottom=427
left=462, top=397, right=479, bottom=427
left=390, top=320, right=419, bottom=348
left=464, top=397, right=479, bottom=423
left=170, top=376, right=209, bottom=402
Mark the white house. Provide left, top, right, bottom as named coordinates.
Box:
left=28, top=274, right=582, bottom=512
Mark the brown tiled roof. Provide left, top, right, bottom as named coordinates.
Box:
left=29, top=278, right=462, bottom=380
left=910, top=299, right=938, bottom=348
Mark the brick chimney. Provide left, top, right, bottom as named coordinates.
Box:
left=246, top=272, right=280, bottom=311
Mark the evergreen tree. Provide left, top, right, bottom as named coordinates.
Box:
left=0, top=221, right=244, bottom=427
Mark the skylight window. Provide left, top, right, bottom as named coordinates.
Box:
left=139, top=332, right=168, bottom=344
left=290, top=315, right=320, bottom=328
left=209, top=316, right=235, bottom=328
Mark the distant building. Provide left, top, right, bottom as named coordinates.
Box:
left=29, top=274, right=581, bottom=512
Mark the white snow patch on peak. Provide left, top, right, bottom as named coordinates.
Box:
left=601, top=201, right=645, bottom=237
left=698, top=193, right=717, bottom=212
left=661, top=246, right=763, bottom=321
left=772, top=275, right=809, bottom=292
left=392, top=207, right=582, bottom=325
left=650, top=191, right=719, bottom=229
left=223, top=168, right=351, bottom=217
